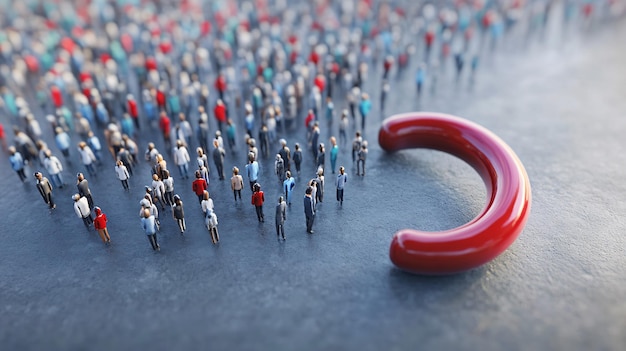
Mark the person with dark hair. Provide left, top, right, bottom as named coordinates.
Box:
left=283, top=171, right=296, bottom=206
left=352, top=131, right=362, bottom=164
left=192, top=170, right=208, bottom=204
left=117, top=147, right=134, bottom=176
left=357, top=141, right=368, bottom=176
left=162, top=170, right=174, bottom=206
left=77, top=173, right=95, bottom=209
left=275, top=196, right=287, bottom=241
left=315, top=168, right=325, bottom=203
left=317, top=143, right=325, bottom=171
left=275, top=154, right=285, bottom=184
left=172, top=195, right=186, bottom=234
left=278, top=139, right=291, bottom=172
left=34, top=172, right=55, bottom=209
left=245, top=152, right=259, bottom=192
left=292, top=143, right=302, bottom=176
left=336, top=166, right=348, bottom=205
left=251, top=183, right=265, bottom=222
left=304, top=186, right=315, bottom=234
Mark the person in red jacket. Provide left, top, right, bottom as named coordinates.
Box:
left=215, top=73, right=227, bottom=101
left=213, top=99, right=227, bottom=132
left=127, top=94, right=140, bottom=130
left=158, top=111, right=171, bottom=150
left=51, top=85, right=63, bottom=108
left=314, top=74, right=326, bottom=95
left=93, top=207, right=111, bottom=244
left=251, top=182, right=265, bottom=222
left=156, top=87, right=167, bottom=110
left=192, top=170, right=208, bottom=204
left=0, top=122, right=6, bottom=152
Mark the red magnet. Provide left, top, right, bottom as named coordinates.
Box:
left=378, top=112, right=531, bottom=275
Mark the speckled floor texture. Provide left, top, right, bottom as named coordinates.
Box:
left=1, top=20, right=625, bottom=351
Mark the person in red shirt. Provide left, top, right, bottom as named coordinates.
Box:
left=215, top=73, right=227, bottom=101
left=309, top=51, right=319, bottom=65
left=213, top=99, right=227, bottom=132
left=51, top=85, right=63, bottom=108
left=158, top=111, right=171, bottom=150
left=192, top=170, right=208, bottom=204
left=305, top=109, right=316, bottom=144
left=0, top=123, right=6, bottom=152
left=305, top=109, right=316, bottom=128
left=314, top=74, right=326, bottom=95
left=156, top=88, right=167, bottom=111
left=383, top=55, right=394, bottom=79
left=251, top=182, right=265, bottom=222
left=127, top=94, right=140, bottom=130
left=93, top=207, right=111, bottom=244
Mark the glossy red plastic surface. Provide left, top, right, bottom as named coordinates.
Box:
left=379, top=112, right=531, bottom=275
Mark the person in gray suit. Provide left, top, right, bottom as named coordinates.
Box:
left=303, top=186, right=315, bottom=234
left=34, top=172, right=56, bottom=209
left=275, top=196, right=287, bottom=241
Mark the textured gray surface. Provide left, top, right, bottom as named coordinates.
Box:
left=1, top=22, right=625, bottom=351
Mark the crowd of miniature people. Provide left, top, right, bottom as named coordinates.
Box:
left=2, top=0, right=623, bottom=250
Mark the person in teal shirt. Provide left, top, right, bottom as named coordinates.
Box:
left=329, top=136, right=339, bottom=174
left=358, top=93, right=372, bottom=131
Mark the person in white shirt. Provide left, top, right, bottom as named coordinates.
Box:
left=43, top=150, right=64, bottom=188
left=173, top=140, right=191, bottom=179
left=78, top=141, right=97, bottom=177
left=73, top=194, right=93, bottom=228
left=151, top=174, right=166, bottom=210
left=114, top=160, right=130, bottom=191
left=201, top=190, right=214, bottom=216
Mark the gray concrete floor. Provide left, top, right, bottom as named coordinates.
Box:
left=1, top=20, right=625, bottom=351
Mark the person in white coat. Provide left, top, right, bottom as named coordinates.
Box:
left=77, top=141, right=97, bottom=177
left=43, top=150, right=64, bottom=188
left=73, top=194, right=93, bottom=228
left=173, top=140, right=191, bottom=179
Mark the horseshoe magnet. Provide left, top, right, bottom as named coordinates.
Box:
left=378, top=112, right=531, bottom=275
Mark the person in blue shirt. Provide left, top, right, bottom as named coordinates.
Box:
left=54, top=127, right=72, bottom=163
left=329, top=136, right=339, bottom=174
left=325, top=96, right=334, bottom=127
left=245, top=152, right=259, bottom=192
left=226, top=119, right=237, bottom=151
left=283, top=171, right=296, bottom=206
left=141, top=209, right=160, bottom=251
left=9, top=147, right=27, bottom=182
left=416, top=63, right=427, bottom=97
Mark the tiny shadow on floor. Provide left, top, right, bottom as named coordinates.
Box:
left=386, top=264, right=489, bottom=301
